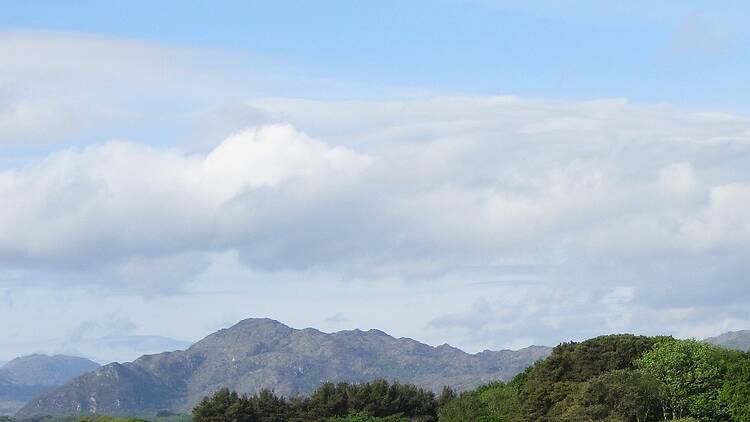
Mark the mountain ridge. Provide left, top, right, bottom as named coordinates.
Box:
left=18, top=318, right=551, bottom=418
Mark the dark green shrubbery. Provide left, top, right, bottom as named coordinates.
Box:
left=438, top=335, right=750, bottom=422
left=192, top=379, right=438, bottom=421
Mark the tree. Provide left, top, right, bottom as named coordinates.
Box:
left=437, top=390, right=491, bottom=422
left=584, top=369, right=662, bottom=422
left=326, top=412, right=408, bottom=421
left=720, top=350, right=750, bottom=422
left=636, top=339, right=729, bottom=421
left=248, top=389, right=289, bottom=422
left=437, top=386, right=457, bottom=407
left=478, top=381, right=523, bottom=422
left=192, top=387, right=257, bottom=422
left=519, top=335, right=656, bottom=420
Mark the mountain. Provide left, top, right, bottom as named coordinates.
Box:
left=1, top=354, right=101, bottom=387
left=705, top=330, right=750, bottom=351
left=17, top=318, right=551, bottom=418
left=0, top=355, right=100, bottom=416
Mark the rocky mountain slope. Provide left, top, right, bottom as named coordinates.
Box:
left=0, top=355, right=100, bottom=416
left=705, top=330, right=750, bottom=351
left=17, top=318, right=550, bottom=418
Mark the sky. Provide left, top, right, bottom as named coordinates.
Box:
left=1, top=1, right=750, bottom=363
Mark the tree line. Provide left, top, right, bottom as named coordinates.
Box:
left=191, top=379, right=445, bottom=421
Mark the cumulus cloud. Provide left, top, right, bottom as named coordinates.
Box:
left=2, top=89, right=750, bottom=351
left=0, top=124, right=371, bottom=288
left=3, top=26, right=750, bottom=359
left=2, top=97, right=750, bottom=291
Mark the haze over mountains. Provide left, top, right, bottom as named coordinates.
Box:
left=705, top=330, right=750, bottom=352
left=0, top=355, right=99, bottom=416
left=17, top=318, right=551, bottom=418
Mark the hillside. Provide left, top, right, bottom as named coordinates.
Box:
left=17, top=318, right=550, bottom=418
left=0, top=355, right=99, bottom=416
left=705, top=330, right=750, bottom=351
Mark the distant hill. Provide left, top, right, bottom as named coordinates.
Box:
left=705, top=330, right=750, bottom=351
left=17, top=318, right=551, bottom=418
left=1, top=354, right=100, bottom=387
left=0, top=355, right=100, bottom=416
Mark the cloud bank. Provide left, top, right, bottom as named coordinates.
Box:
left=2, top=32, right=750, bottom=359
left=0, top=124, right=372, bottom=289
left=5, top=97, right=750, bottom=280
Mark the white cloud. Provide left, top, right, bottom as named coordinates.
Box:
left=0, top=31, right=432, bottom=149
left=0, top=31, right=221, bottom=147
left=199, top=125, right=373, bottom=201
left=0, top=124, right=372, bottom=288
left=681, top=182, right=750, bottom=250
left=1, top=30, right=750, bottom=354
left=2, top=97, right=750, bottom=287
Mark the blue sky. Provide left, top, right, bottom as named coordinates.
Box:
left=4, top=0, right=750, bottom=109
left=1, top=2, right=750, bottom=363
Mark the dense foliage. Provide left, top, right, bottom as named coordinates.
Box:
left=439, top=335, right=750, bottom=422
left=192, top=379, right=438, bottom=421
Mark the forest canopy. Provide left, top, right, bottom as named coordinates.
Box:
left=439, top=335, right=750, bottom=422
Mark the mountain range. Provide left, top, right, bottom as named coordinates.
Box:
left=12, top=320, right=750, bottom=419
left=0, top=355, right=100, bottom=416
left=17, top=318, right=551, bottom=418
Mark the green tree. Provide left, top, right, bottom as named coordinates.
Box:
left=192, top=387, right=257, bottom=422
left=437, top=390, right=490, bottom=422
left=326, top=412, right=408, bottom=421
left=519, top=334, right=656, bottom=421
left=436, top=386, right=457, bottom=408
left=584, top=369, right=662, bottom=422
left=720, top=350, right=750, bottom=421
left=636, top=339, right=728, bottom=421
left=247, top=389, right=289, bottom=422
left=306, top=382, right=348, bottom=417
left=478, top=381, right=523, bottom=422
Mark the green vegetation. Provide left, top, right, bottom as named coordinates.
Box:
left=192, top=379, right=437, bottom=421
left=439, top=335, right=750, bottom=421
left=327, top=412, right=409, bottom=422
